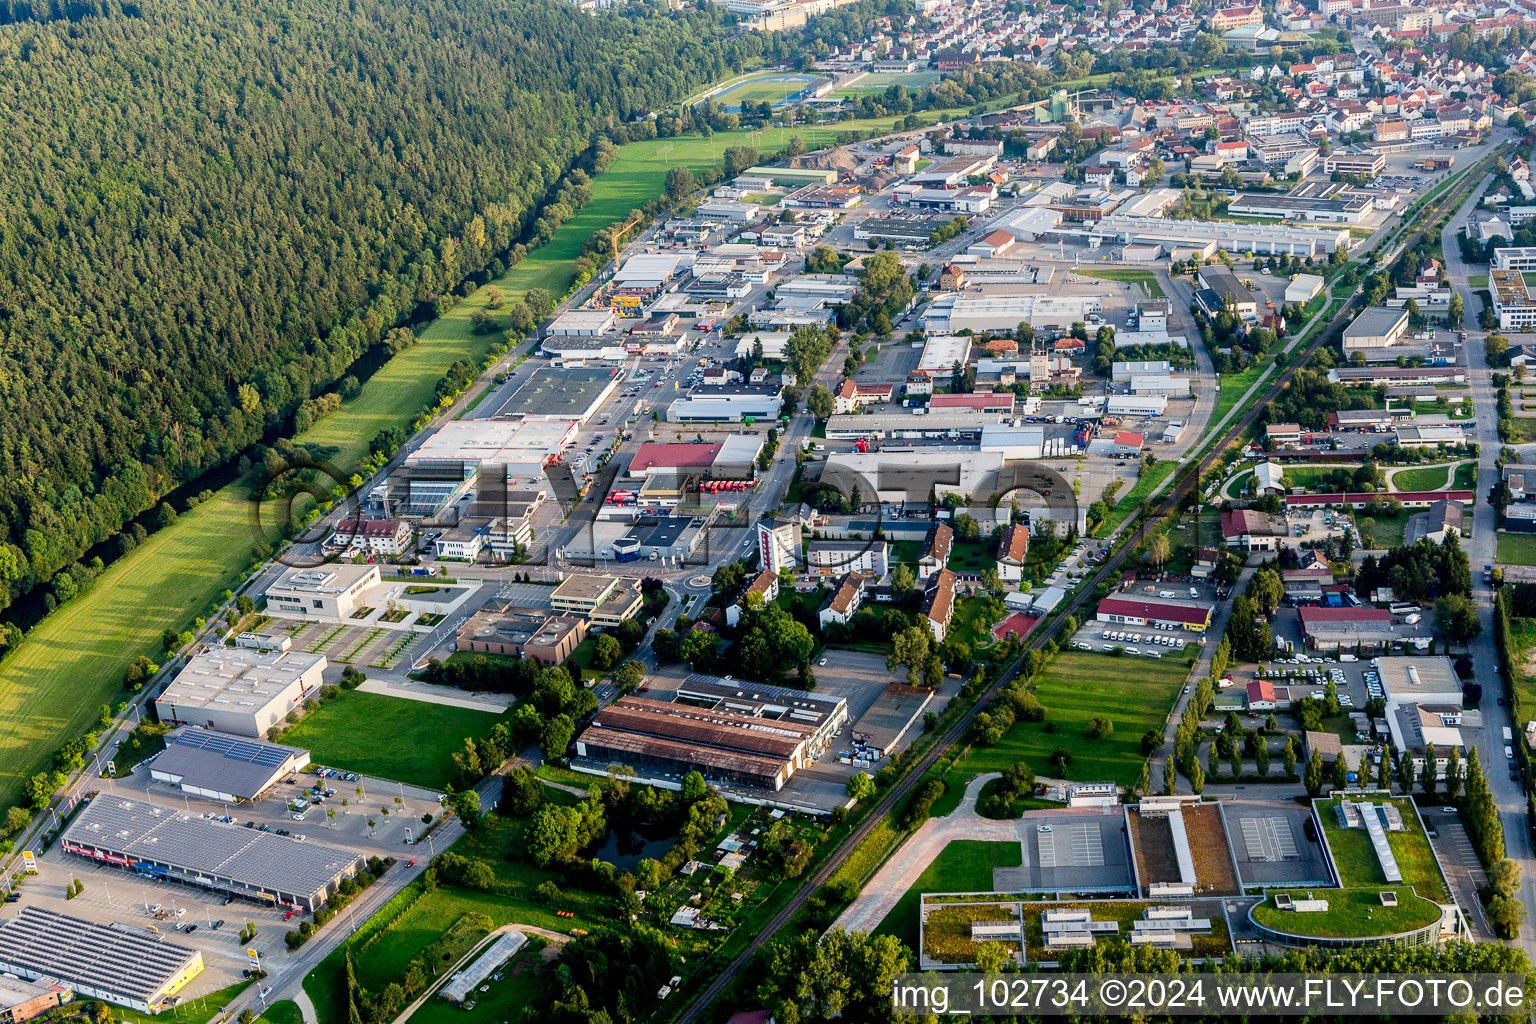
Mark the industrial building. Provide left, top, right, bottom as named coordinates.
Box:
left=1096, top=594, right=1212, bottom=631
left=0, top=976, right=64, bottom=1024
left=541, top=336, right=628, bottom=364
left=667, top=386, right=782, bottom=423
left=851, top=215, right=942, bottom=246
left=545, top=309, right=617, bottom=336
left=154, top=647, right=327, bottom=738
left=1226, top=192, right=1371, bottom=224
left=1297, top=607, right=1396, bottom=653
left=493, top=367, right=618, bottom=423
left=915, top=334, right=973, bottom=377
left=1328, top=365, right=1466, bottom=387
left=978, top=424, right=1055, bottom=459
left=456, top=609, right=587, bottom=664
left=379, top=418, right=571, bottom=518
left=1088, top=215, right=1350, bottom=255
left=1342, top=306, right=1411, bottom=355
left=1106, top=395, right=1168, bottom=416
left=1196, top=265, right=1257, bottom=317
left=823, top=449, right=1005, bottom=504
left=265, top=563, right=380, bottom=620
left=550, top=573, right=642, bottom=625
left=0, top=908, right=203, bottom=1015
left=921, top=292, right=1103, bottom=333
left=61, top=797, right=366, bottom=911
left=148, top=728, right=309, bottom=803
left=823, top=411, right=1002, bottom=439
left=572, top=683, right=846, bottom=790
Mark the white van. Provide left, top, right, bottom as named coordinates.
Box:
left=1340, top=654, right=1358, bottom=663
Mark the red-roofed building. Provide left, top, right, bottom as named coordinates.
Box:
left=1221, top=509, right=1289, bottom=552
left=1211, top=4, right=1264, bottom=29
left=967, top=228, right=1018, bottom=258
left=328, top=518, right=414, bottom=555
left=1297, top=606, right=1395, bottom=651
left=1095, top=594, right=1213, bottom=631
left=627, top=442, right=722, bottom=476
left=1246, top=679, right=1290, bottom=710
left=996, top=523, right=1030, bottom=582
left=929, top=392, right=1016, bottom=414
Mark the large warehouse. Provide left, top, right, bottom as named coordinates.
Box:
left=573, top=695, right=819, bottom=791
left=920, top=293, right=1103, bottom=333
left=62, top=797, right=365, bottom=911
left=493, top=366, right=618, bottom=423
left=154, top=648, right=327, bottom=738
left=0, top=907, right=203, bottom=1014
left=148, top=728, right=310, bottom=803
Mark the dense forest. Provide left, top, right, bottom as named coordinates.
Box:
left=0, top=0, right=787, bottom=618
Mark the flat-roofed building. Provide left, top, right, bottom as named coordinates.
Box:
left=265, top=563, right=379, bottom=620
left=824, top=411, right=1002, bottom=439
left=550, top=574, right=642, bottom=625
left=61, top=797, right=365, bottom=912
left=148, top=728, right=309, bottom=803
left=0, top=976, right=63, bottom=1024
left=1342, top=306, right=1411, bottom=355
left=1494, top=247, right=1536, bottom=272
left=1286, top=274, right=1325, bottom=304
left=1492, top=269, right=1536, bottom=330
left=916, top=334, right=973, bottom=377
left=494, top=366, right=618, bottom=423
left=1090, top=214, right=1349, bottom=256
left=0, top=908, right=202, bottom=1015
left=929, top=392, right=1015, bottom=414
left=921, top=292, right=1103, bottom=333
left=545, top=309, right=617, bottom=336
left=155, top=648, right=327, bottom=738
left=1227, top=192, right=1371, bottom=224
left=456, top=609, right=587, bottom=665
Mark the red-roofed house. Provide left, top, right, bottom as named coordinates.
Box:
left=818, top=572, right=866, bottom=628
left=1114, top=431, right=1145, bottom=448
left=1246, top=679, right=1290, bottom=710
left=833, top=379, right=890, bottom=415
left=727, top=570, right=781, bottom=627
left=996, top=523, right=1030, bottom=582
left=921, top=569, right=957, bottom=643
left=918, top=523, right=953, bottom=581
left=1095, top=594, right=1213, bottom=631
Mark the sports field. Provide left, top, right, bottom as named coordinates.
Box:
left=0, top=87, right=979, bottom=815
left=836, top=71, right=940, bottom=94
left=714, top=73, right=823, bottom=109
left=279, top=691, right=507, bottom=790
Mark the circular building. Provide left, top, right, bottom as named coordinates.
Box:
left=1248, top=888, right=1443, bottom=950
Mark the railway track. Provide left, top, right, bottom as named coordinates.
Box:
left=672, top=165, right=1484, bottom=1024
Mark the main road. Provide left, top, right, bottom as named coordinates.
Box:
left=1439, top=170, right=1536, bottom=963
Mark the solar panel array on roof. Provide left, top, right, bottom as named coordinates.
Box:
left=0, top=907, right=200, bottom=1006
left=171, top=729, right=293, bottom=769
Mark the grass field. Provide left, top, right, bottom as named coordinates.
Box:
left=408, top=953, right=546, bottom=1024
left=1358, top=508, right=1409, bottom=550
left=1075, top=268, right=1165, bottom=299
left=279, top=692, right=507, bottom=790
left=1097, top=460, right=1180, bottom=537
left=1392, top=464, right=1455, bottom=491
left=1250, top=887, right=1441, bottom=938
left=947, top=650, right=1189, bottom=789
left=834, top=71, right=942, bottom=96
left=871, top=840, right=1021, bottom=950
left=260, top=1002, right=304, bottom=1024
left=1499, top=532, right=1536, bottom=566
left=715, top=74, right=822, bottom=107
left=116, top=980, right=255, bottom=1024
left=1316, top=797, right=1449, bottom=901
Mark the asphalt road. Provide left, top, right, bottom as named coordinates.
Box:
left=1440, top=168, right=1536, bottom=963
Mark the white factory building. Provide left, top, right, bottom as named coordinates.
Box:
left=1107, top=394, right=1169, bottom=416
left=1088, top=215, right=1350, bottom=256
left=155, top=647, right=328, bottom=737
left=915, top=334, right=974, bottom=377
left=823, top=449, right=1005, bottom=504
left=921, top=292, right=1103, bottom=333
